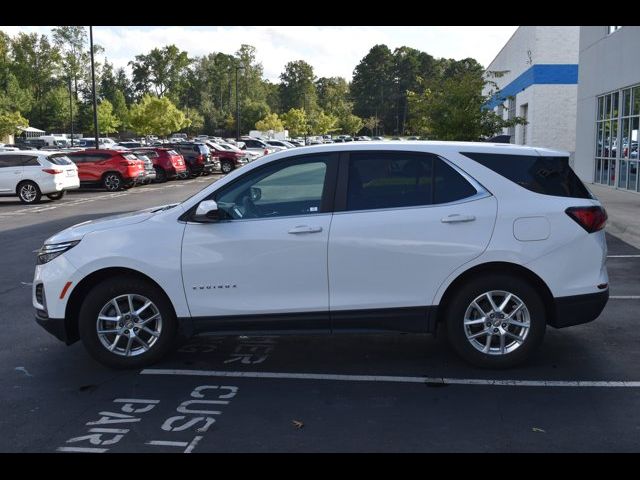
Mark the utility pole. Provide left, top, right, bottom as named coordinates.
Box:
left=68, top=76, right=74, bottom=147
left=235, top=64, right=243, bottom=142
left=303, top=93, right=307, bottom=145
left=89, top=26, right=99, bottom=147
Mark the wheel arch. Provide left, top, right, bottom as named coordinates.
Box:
left=64, top=267, right=178, bottom=344
left=15, top=179, right=38, bottom=195
left=436, top=261, right=556, bottom=326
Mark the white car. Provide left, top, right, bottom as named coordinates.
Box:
left=33, top=142, right=609, bottom=369
left=0, top=150, right=80, bottom=204
left=240, top=137, right=277, bottom=157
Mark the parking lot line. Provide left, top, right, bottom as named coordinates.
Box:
left=610, top=296, right=640, bottom=299
left=140, top=369, right=640, bottom=388
left=607, top=255, right=640, bottom=258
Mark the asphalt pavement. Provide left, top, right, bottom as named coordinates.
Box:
left=1, top=177, right=639, bottom=452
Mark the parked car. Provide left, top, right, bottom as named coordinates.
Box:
left=217, top=142, right=261, bottom=163
left=407, top=136, right=421, bottom=141
left=0, top=143, right=20, bottom=152
left=239, top=137, right=276, bottom=156
left=173, top=142, right=216, bottom=177
left=372, top=136, right=385, bottom=141
left=131, top=147, right=187, bottom=182
left=202, top=141, right=249, bottom=174
left=355, top=136, right=372, bottom=141
left=265, top=140, right=295, bottom=150
left=288, top=139, right=305, bottom=147
left=33, top=142, right=609, bottom=369
left=66, top=149, right=145, bottom=191
left=116, top=141, right=143, bottom=149
left=0, top=150, right=79, bottom=204
left=131, top=153, right=157, bottom=185
left=18, top=138, right=48, bottom=149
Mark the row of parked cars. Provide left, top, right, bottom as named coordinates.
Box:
left=0, top=137, right=277, bottom=204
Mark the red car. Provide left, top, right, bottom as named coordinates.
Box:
left=67, top=149, right=146, bottom=191
left=204, top=141, right=249, bottom=174
left=132, top=147, right=187, bottom=182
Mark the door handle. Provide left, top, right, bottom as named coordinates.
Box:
left=288, top=225, right=323, bottom=234
left=441, top=214, right=476, bottom=223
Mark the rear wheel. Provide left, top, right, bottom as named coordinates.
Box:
left=103, top=172, right=123, bottom=192
left=17, top=181, right=42, bottom=204
left=154, top=167, right=167, bottom=183
left=445, top=274, right=546, bottom=369
left=78, top=276, right=178, bottom=369
left=46, top=191, right=66, bottom=200
left=221, top=160, right=234, bottom=174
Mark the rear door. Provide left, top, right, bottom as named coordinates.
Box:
left=328, top=150, right=497, bottom=331
left=0, top=154, right=22, bottom=192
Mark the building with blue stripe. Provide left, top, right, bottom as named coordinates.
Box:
left=484, top=26, right=580, bottom=158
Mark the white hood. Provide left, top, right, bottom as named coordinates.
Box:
left=45, top=204, right=179, bottom=244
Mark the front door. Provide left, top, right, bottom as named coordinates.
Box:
left=181, top=153, right=338, bottom=332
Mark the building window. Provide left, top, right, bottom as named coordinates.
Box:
left=520, top=104, right=528, bottom=145
left=595, top=84, right=640, bottom=191
left=607, top=26, right=622, bottom=34
left=507, top=97, right=516, bottom=144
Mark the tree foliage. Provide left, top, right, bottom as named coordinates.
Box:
left=255, top=112, right=284, bottom=132
left=128, top=94, right=189, bottom=136
left=279, top=60, right=317, bottom=113
left=281, top=108, right=308, bottom=137
left=0, top=110, right=28, bottom=138
left=129, top=45, right=191, bottom=97
left=97, top=99, right=120, bottom=134
left=339, top=114, right=364, bottom=136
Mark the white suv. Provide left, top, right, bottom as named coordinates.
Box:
left=33, top=142, right=609, bottom=369
left=0, top=151, right=80, bottom=204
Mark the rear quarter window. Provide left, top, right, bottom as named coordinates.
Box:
left=47, top=155, right=73, bottom=165
left=461, top=152, right=592, bottom=199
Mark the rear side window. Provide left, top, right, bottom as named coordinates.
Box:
left=346, top=152, right=478, bottom=211
left=0, top=155, right=22, bottom=167
left=47, top=155, right=73, bottom=165
left=462, top=152, right=591, bottom=199
left=20, top=156, right=40, bottom=166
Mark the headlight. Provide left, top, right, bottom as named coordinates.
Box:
left=37, top=240, right=80, bottom=265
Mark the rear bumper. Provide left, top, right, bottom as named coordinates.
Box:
left=550, top=290, right=609, bottom=328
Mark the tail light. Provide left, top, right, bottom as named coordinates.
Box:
left=264, top=149, right=269, bottom=155
left=196, top=154, right=205, bottom=164
left=565, top=206, right=607, bottom=233
left=42, top=168, right=63, bottom=175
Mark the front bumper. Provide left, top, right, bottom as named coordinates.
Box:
left=550, top=290, right=609, bottom=328
left=35, top=311, right=72, bottom=344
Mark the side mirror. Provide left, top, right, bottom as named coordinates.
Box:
left=250, top=186, right=262, bottom=202
left=193, top=200, right=221, bottom=223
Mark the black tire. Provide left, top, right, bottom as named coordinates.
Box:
left=103, top=172, right=123, bottom=192
left=445, top=273, right=546, bottom=369
left=46, top=191, right=66, bottom=200
left=154, top=167, right=167, bottom=183
left=78, top=276, right=178, bottom=369
left=17, top=181, right=42, bottom=204
left=221, top=160, right=234, bottom=174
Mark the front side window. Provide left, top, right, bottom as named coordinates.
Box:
left=214, top=156, right=330, bottom=220
left=0, top=155, right=21, bottom=167
left=346, top=152, right=477, bottom=211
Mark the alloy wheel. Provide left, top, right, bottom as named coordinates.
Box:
left=20, top=184, right=37, bottom=203
left=96, top=294, right=163, bottom=357
left=463, top=290, right=531, bottom=355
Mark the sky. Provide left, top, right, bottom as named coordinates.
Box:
left=0, top=26, right=518, bottom=81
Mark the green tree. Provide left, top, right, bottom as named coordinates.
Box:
left=51, top=26, right=88, bottom=99
left=279, top=60, right=317, bottom=113
left=316, top=76, right=351, bottom=117
left=339, top=113, right=364, bottom=136
left=129, top=45, right=192, bottom=97
left=128, top=94, right=190, bottom=136
left=111, top=90, right=129, bottom=130
left=363, top=116, right=380, bottom=136
left=0, top=110, right=28, bottom=138
left=183, top=107, right=204, bottom=135
left=97, top=99, right=120, bottom=134
left=281, top=108, right=308, bottom=137
left=351, top=45, right=393, bottom=133
left=39, top=85, right=78, bottom=132
left=241, top=100, right=270, bottom=134
left=308, top=110, right=338, bottom=135
left=407, top=70, right=526, bottom=141
left=255, top=112, right=284, bottom=132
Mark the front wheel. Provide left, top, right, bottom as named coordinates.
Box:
left=78, top=276, right=178, bottom=369
left=445, top=274, right=546, bottom=369
left=221, top=160, right=234, bottom=174
left=47, top=191, right=66, bottom=200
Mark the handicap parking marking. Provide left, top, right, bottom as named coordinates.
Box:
left=140, top=368, right=640, bottom=388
